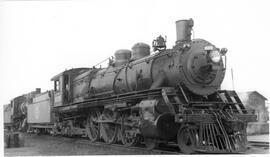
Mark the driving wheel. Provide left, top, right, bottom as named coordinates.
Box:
left=119, top=114, right=139, bottom=147
left=86, top=110, right=101, bottom=142
left=100, top=109, right=118, bottom=144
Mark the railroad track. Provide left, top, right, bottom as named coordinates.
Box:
left=53, top=137, right=270, bottom=154
left=55, top=137, right=270, bottom=154
left=73, top=138, right=180, bottom=154
left=24, top=133, right=269, bottom=154
left=248, top=141, right=269, bottom=149
left=25, top=134, right=180, bottom=154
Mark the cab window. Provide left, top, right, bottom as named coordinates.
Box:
left=54, top=80, right=60, bottom=92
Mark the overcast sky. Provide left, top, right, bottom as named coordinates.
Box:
left=0, top=0, right=269, bottom=106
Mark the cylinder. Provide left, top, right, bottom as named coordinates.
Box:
left=175, top=18, right=194, bottom=44
left=140, top=113, right=179, bottom=140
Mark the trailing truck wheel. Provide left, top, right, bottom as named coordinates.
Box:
left=34, top=129, right=41, bottom=135
left=67, top=126, right=73, bottom=137
left=18, top=133, right=25, bottom=147
left=177, top=125, right=198, bottom=154
left=100, top=109, right=118, bottom=144
left=4, top=133, right=10, bottom=148
left=119, top=114, right=139, bottom=147
left=86, top=110, right=101, bottom=142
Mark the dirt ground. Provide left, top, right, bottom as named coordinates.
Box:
left=246, top=134, right=269, bottom=154
left=4, top=133, right=155, bottom=156
left=3, top=133, right=269, bottom=156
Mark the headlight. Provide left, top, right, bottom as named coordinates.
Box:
left=209, top=50, right=221, bottom=63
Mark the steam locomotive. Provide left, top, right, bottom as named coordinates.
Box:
left=4, top=19, right=257, bottom=153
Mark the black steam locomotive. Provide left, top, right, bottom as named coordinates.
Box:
left=4, top=19, right=257, bottom=153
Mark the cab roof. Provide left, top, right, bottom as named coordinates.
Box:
left=51, top=68, right=90, bottom=81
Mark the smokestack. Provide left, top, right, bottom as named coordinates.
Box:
left=36, top=88, right=41, bottom=94
left=175, top=18, right=194, bottom=44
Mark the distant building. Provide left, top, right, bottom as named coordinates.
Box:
left=238, top=91, right=269, bottom=134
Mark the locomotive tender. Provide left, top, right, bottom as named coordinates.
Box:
left=4, top=89, right=40, bottom=131
left=4, top=19, right=257, bottom=153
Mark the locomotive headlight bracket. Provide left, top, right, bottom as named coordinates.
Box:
left=221, top=48, right=227, bottom=70
left=209, top=50, right=221, bottom=63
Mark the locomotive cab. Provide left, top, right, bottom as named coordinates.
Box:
left=51, top=73, right=69, bottom=107
left=51, top=70, right=76, bottom=106
left=51, top=68, right=91, bottom=106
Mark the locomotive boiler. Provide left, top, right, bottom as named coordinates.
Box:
left=61, top=19, right=226, bottom=104
left=5, top=19, right=257, bottom=154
